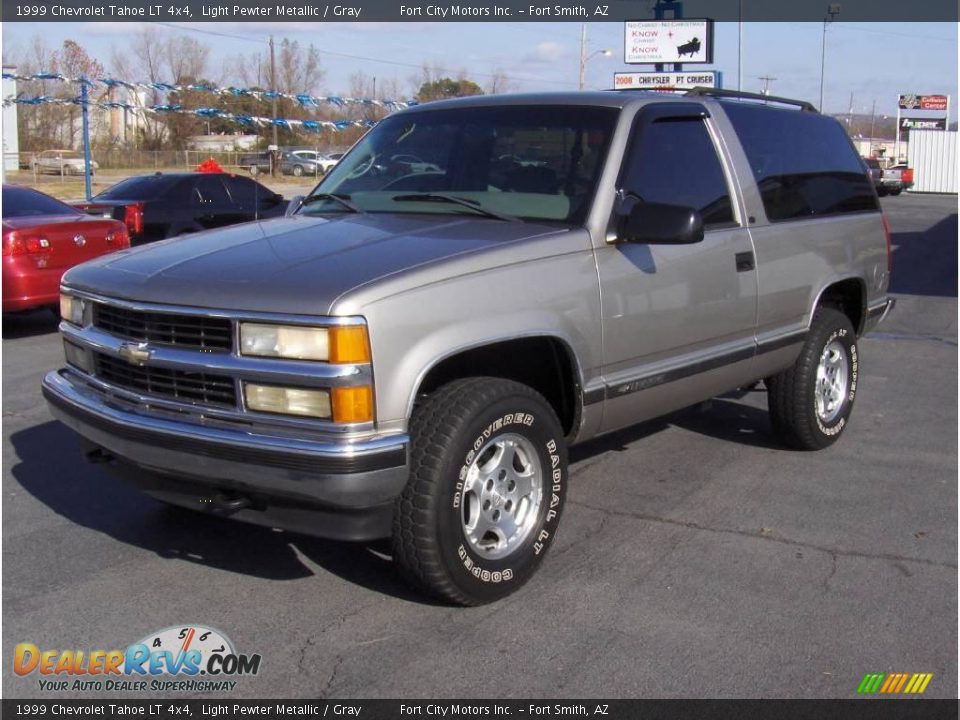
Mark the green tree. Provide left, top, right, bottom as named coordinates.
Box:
left=416, top=77, right=484, bottom=103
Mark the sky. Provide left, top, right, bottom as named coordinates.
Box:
left=1, top=20, right=957, bottom=122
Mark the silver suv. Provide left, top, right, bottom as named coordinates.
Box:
left=44, top=89, right=894, bottom=605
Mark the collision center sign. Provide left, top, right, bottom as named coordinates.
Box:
left=624, top=20, right=714, bottom=64
left=898, top=94, right=949, bottom=111
left=613, top=71, right=717, bottom=91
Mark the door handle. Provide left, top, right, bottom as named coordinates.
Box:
left=735, top=251, right=755, bottom=272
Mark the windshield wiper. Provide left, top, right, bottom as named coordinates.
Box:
left=299, top=193, right=363, bottom=214
left=392, top=193, right=521, bottom=222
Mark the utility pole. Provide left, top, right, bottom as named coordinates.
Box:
left=579, top=24, right=587, bottom=91
left=869, top=99, right=877, bottom=156
left=759, top=75, right=776, bottom=96
left=737, top=0, right=743, bottom=91
left=81, top=77, right=92, bottom=201
left=819, top=4, right=841, bottom=112
left=269, top=36, right=278, bottom=149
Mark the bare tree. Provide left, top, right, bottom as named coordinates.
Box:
left=486, top=69, right=517, bottom=95
left=165, top=35, right=212, bottom=84
left=277, top=39, right=324, bottom=94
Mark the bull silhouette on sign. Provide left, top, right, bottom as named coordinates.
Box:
left=677, top=37, right=701, bottom=58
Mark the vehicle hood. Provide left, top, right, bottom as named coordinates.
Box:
left=62, top=213, right=567, bottom=315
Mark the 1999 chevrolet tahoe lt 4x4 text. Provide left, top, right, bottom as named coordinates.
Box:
left=43, top=88, right=895, bottom=605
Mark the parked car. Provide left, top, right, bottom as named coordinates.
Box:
left=880, top=163, right=914, bottom=195
left=281, top=150, right=336, bottom=177
left=45, top=89, right=894, bottom=605
left=71, top=173, right=287, bottom=245
left=239, top=151, right=272, bottom=175
left=2, top=185, right=128, bottom=313
left=32, top=150, right=98, bottom=176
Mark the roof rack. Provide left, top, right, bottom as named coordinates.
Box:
left=685, top=87, right=818, bottom=113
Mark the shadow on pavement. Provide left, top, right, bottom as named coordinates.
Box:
left=8, top=420, right=443, bottom=605
left=2, top=308, right=61, bottom=339
left=889, top=213, right=958, bottom=297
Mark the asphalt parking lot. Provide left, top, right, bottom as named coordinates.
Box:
left=2, top=194, right=956, bottom=699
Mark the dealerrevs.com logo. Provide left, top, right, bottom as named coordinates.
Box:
left=14, top=625, right=261, bottom=693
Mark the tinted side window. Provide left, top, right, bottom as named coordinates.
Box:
left=620, top=117, right=735, bottom=227
left=722, top=102, right=878, bottom=221
left=194, top=177, right=231, bottom=206
left=225, top=176, right=268, bottom=205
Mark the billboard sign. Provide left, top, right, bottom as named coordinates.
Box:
left=898, top=94, right=949, bottom=111
left=613, top=71, right=718, bottom=91
left=624, top=20, right=714, bottom=64
left=899, top=116, right=947, bottom=141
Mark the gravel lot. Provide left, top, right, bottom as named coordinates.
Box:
left=2, top=194, right=956, bottom=699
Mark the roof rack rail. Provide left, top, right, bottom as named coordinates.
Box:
left=685, top=87, right=818, bottom=113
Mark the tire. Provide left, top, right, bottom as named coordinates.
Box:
left=292, top=165, right=303, bottom=177
left=249, top=165, right=259, bottom=176
left=767, top=307, right=859, bottom=450
left=890, top=188, right=902, bottom=196
left=393, top=377, right=568, bottom=605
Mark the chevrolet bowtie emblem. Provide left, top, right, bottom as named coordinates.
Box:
left=118, top=342, right=152, bottom=366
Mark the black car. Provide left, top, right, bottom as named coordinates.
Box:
left=73, top=173, right=287, bottom=245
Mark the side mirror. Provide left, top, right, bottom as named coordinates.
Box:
left=618, top=201, right=704, bottom=245
left=285, top=195, right=304, bottom=217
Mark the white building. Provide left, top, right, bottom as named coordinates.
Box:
left=2, top=65, right=20, bottom=173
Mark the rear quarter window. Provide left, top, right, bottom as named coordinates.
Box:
left=722, top=102, right=878, bottom=222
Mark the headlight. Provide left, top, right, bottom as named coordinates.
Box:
left=59, top=293, right=84, bottom=326
left=244, top=384, right=332, bottom=419
left=243, top=383, right=374, bottom=423
left=239, top=323, right=370, bottom=363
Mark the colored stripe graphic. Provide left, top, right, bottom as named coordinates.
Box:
left=858, top=672, right=932, bottom=694
left=858, top=673, right=886, bottom=694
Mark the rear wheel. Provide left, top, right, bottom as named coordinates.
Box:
left=292, top=165, right=304, bottom=177
left=767, top=307, right=859, bottom=450
left=393, top=378, right=568, bottom=605
left=890, top=188, right=903, bottom=196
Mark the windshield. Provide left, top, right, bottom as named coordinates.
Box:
left=305, top=105, right=619, bottom=225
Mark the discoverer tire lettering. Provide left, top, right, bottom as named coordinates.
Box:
left=392, top=377, right=568, bottom=605
left=767, top=307, right=859, bottom=450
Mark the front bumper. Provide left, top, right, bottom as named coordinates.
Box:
left=42, top=369, right=410, bottom=540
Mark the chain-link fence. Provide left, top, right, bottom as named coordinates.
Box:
left=3, top=147, right=350, bottom=187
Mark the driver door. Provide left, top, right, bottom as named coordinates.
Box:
left=596, top=103, right=759, bottom=432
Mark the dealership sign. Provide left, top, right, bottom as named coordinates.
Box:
left=899, top=116, right=947, bottom=140
left=613, top=71, right=717, bottom=91
left=624, top=20, right=714, bottom=64
left=898, top=94, right=949, bottom=111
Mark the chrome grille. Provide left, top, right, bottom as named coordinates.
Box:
left=93, top=304, right=233, bottom=351
left=95, top=353, right=237, bottom=408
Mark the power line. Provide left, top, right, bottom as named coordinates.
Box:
left=830, top=25, right=955, bottom=42
left=160, top=22, right=578, bottom=88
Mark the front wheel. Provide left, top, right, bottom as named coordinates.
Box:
left=393, top=378, right=568, bottom=605
left=249, top=165, right=259, bottom=176
left=767, top=307, right=859, bottom=450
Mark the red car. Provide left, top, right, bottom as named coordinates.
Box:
left=3, top=185, right=129, bottom=313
